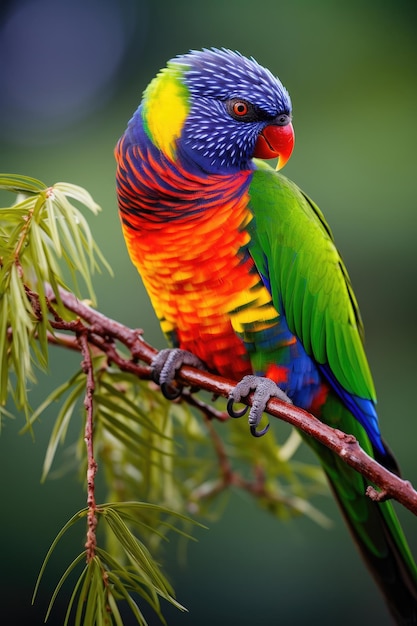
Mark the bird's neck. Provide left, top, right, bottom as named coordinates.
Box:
left=115, top=112, right=253, bottom=231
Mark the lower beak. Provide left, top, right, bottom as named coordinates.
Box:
left=254, top=122, right=295, bottom=170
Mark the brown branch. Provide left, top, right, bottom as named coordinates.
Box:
left=43, top=285, right=417, bottom=517
left=78, top=331, right=98, bottom=563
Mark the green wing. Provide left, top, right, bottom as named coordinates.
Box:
left=248, top=161, right=376, bottom=402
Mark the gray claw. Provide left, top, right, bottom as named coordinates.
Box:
left=151, top=349, right=205, bottom=400
left=227, top=375, right=292, bottom=437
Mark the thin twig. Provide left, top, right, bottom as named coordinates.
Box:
left=78, top=331, right=98, bottom=563
left=181, top=389, right=229, bottom=422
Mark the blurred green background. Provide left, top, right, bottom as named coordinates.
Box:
left=0, top=0, right=416, bottom=624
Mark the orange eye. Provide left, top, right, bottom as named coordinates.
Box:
left=232, top=101, right=249, bottom=116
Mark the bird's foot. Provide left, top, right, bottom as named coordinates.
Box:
left=151, top=348, right=205, bottom=400
left=227, top=375, right=292, bottom=437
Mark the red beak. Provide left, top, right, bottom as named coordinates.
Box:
left=254, top=122, right=295, bottom=170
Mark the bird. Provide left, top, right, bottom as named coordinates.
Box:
left=115, top=47, right=417, bottom=623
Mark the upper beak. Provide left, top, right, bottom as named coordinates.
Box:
left=254, top=121, right=295, bottom=170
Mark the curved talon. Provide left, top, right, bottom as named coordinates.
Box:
left=227, top=397, right=249, bottom=418
left=250, top=422, right=270, bottom=438
left=160, top=382, right=183, bottom=400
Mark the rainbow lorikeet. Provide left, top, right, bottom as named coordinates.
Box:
left=115, top=48, right=417, bottom=623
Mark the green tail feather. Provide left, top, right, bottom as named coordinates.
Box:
left=306, top=394, right=417, bottom=624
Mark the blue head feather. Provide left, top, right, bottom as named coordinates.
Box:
left=170, top=48, right=292, bottom=173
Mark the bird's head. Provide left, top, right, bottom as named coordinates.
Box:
left=141, top=48, right=294, bottom=174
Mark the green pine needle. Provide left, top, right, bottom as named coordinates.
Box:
left=0, top=173, right=111, bottom=416
left=35, top=504, right=197, bottom=625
